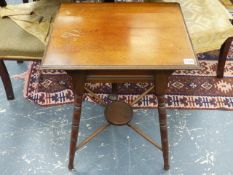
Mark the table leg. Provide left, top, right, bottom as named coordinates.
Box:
left=108, top=83, right=118, bottom=101
left=157, top=95, right=169, bottom=170
left=154, top=71, right=172, bottom=170
left=68, top=72, right=86, bottom=170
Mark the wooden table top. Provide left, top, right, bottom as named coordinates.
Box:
left=42, top=3, right=199, bottom=70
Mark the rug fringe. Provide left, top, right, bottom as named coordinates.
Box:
left=23, top=61, right=33, bottom=98
left=12, top=71, right=28, bottom=80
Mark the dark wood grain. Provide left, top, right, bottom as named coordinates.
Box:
left=42, top=3, right=198, bottom=70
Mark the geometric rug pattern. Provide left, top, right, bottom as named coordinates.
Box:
left=24, top=52, right=233, bottom=110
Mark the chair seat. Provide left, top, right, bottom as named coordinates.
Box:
left=0, top=0, right=61, bottom=60
left=145, top=0, right=233, bottom=53
left=0, top=17, right=44, bottom=60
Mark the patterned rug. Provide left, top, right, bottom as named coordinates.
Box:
left=24, top=49, right=233, bottom=110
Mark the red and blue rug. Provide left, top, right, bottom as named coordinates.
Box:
left=24, top=50, right=233, bottom=110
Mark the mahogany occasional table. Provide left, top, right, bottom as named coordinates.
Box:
left=42, top=3, right=199, bottom=171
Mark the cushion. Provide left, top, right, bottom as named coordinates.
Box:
left=145, top=0, right=233, bottom=53
left=0, top=0, right=61, bottom=60
left=0, top=17, right=44, bottom=60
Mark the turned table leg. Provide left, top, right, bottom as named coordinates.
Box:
left=0, top=60, right=14, bottom=100
left=68, top=71, right=86, bottom=170
left=154, top=71, right=172, bottom=170
left=157, top=95, right=169, bottom=170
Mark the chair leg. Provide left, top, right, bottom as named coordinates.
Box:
left=217, top=37, right=233, bottom=78
left=0, top=0, right=7, bottom=7
left=0, top=60, right=15, bottom=100
left=17, top=61, right=24, bottom=64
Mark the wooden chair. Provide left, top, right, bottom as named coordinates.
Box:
left=217, top=36, right=233, bottom=77
left=0, top=0, right=62, bottom=100
left=144, top=0, right=233, bottom=78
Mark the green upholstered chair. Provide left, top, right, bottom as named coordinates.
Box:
left=0, top=16, right=45, bottom=100
left=144, top=0, right=233, bottom=78
left=0, top=0, right=62, bottom=100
